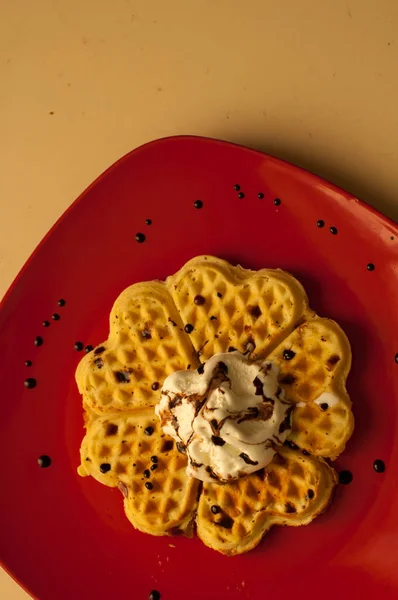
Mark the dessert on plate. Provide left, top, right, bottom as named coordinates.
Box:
left=76, top=256, right=353, bottom=555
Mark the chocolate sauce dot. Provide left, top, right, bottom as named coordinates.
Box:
left=24, top=377, right=37, bottom=389
left=211, top=436, right=225, bottom=446
left=99, top=463, right=111, bottom=473
left=145, top=219, right=152, bottom=225
left=162, top=440, right=173, bottom=452
left=105, top=424, right=118, bottom=436
left=217, top=292, right=222, bottom=298
left=330, top=226, right=338, bottom=235
left=114, top=370, right=130, bottom=383
left=307, top=489, right=315, bottom=499
left=74, top=341, right=84, bottom=351
left=249, top=305, right=262, bottom=319
left=274, top=198, right=281, bottom=206
left=42, top=320, right=50, bottom=327
left=52, top=313, right=60, bottom=320
left=238, top=192, right=245, bottom=199
left=141, top=329, right=152, bottom=340
left=37, top=455, right=51, bottom=468
left=151, top=456, right=158, bottom=463
left=283, top=349, right=295, bottom=360
left=150, top=463, right=158, bottom=471
left=85, top=345, right=94, bottom=353
left=320, top=403, right=329, bottom=411
left=280, top=373, right=295, bottom=385
left=145, top=482, right=153, bottom=490
left=151, top=382, right=159, bottom=391
left=149, top=590, right=161, bottom=600
left=211, top=505, right=221, bottom=514
left=194, top=294, right=206, bottom=306
left=258, top=192, right=264, bottom=199
left=25, top=360, right=32, bottom=367
left=327, top=354, right=340, bottom=366
left=184, top=323, right=194, bottom=334
left=58, top=299, right=66, bottom=306
left=339, top=470, right=353, bottom=484
left=34, top=336, right=43, bottom=346
left=367, top=263, right=375, bottom=271
left=194, top=200, right=203, bottom=209
left=144, top=426, right=154, bottom=436
left=143, top=469, right=151, bottom=478
left=286, top=441, right=299, bottom=450
left=373, top=459, right=385, bottom=473
left=317, top=220, right=325, bottom=228
left=216, top=515, right=234, bottom=529
left=234, top=184, right=240, bottom=191
left=135, top=232, right=146, bottom=243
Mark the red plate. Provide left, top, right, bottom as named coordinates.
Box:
left=1, top=136, right=398, bottom=600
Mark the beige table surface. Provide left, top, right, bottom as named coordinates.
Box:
left=1, top=0, right=398, bottom=597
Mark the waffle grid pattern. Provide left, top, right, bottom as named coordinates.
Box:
left=76, top=256, right=352, bottom=553
left=79, top=409, right=200, bottom=535
left=196, top=447, right=337, bottom=555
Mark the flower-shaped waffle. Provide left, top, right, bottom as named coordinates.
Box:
left=77, top=256, right=352, bottom=555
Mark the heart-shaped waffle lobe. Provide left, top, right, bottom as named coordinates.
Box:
left=76, top=281, right=199, bottom=416
left=196, top=447, right=337, bottom=555
left=268, top=318, right=353, bottom=458
left=76, top=256, right=353, bottom=554
left=78, top=409, right=200, bottom=536
left=166, top=256, right=313, bottom=361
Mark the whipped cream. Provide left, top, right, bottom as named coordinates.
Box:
left=155, top=351, right=292, bottom=483
left=296, top=392, right=340, bottom=409
left=314, top=392, right=340, bottom=408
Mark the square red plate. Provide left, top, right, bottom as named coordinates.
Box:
left=1, top=136, right=397, bottom=600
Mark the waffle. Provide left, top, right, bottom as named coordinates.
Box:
left=268, top=317, right=353, bottom=458
left=196, top=446, right=337, bottom=555
left=76, top=281, right=199, bottom=417
left=78, top=409, right=200, bottom=536
left=166, top=256, right=313, bottom=362
left=76, top=255, right=352, bottom=553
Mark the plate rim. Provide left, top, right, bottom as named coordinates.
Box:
left=1, top=135, right=397, bottom=311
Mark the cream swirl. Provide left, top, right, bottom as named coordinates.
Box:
left=155, top=351, right=292, bottom=483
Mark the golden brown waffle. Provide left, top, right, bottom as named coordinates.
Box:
left=268, top=317, right=353, bottom=458
left=196, top=446, right=337, bottom=555
left=78, top=409, right=200, bottom=536
left=76, top=281, right=199, bottom=416
left=166, top=256, right=313, bottom=362
left=76, top=255, right=352, bottom=553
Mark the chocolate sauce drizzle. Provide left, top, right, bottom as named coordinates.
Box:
left=239, top=452, right=259, bottom=466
